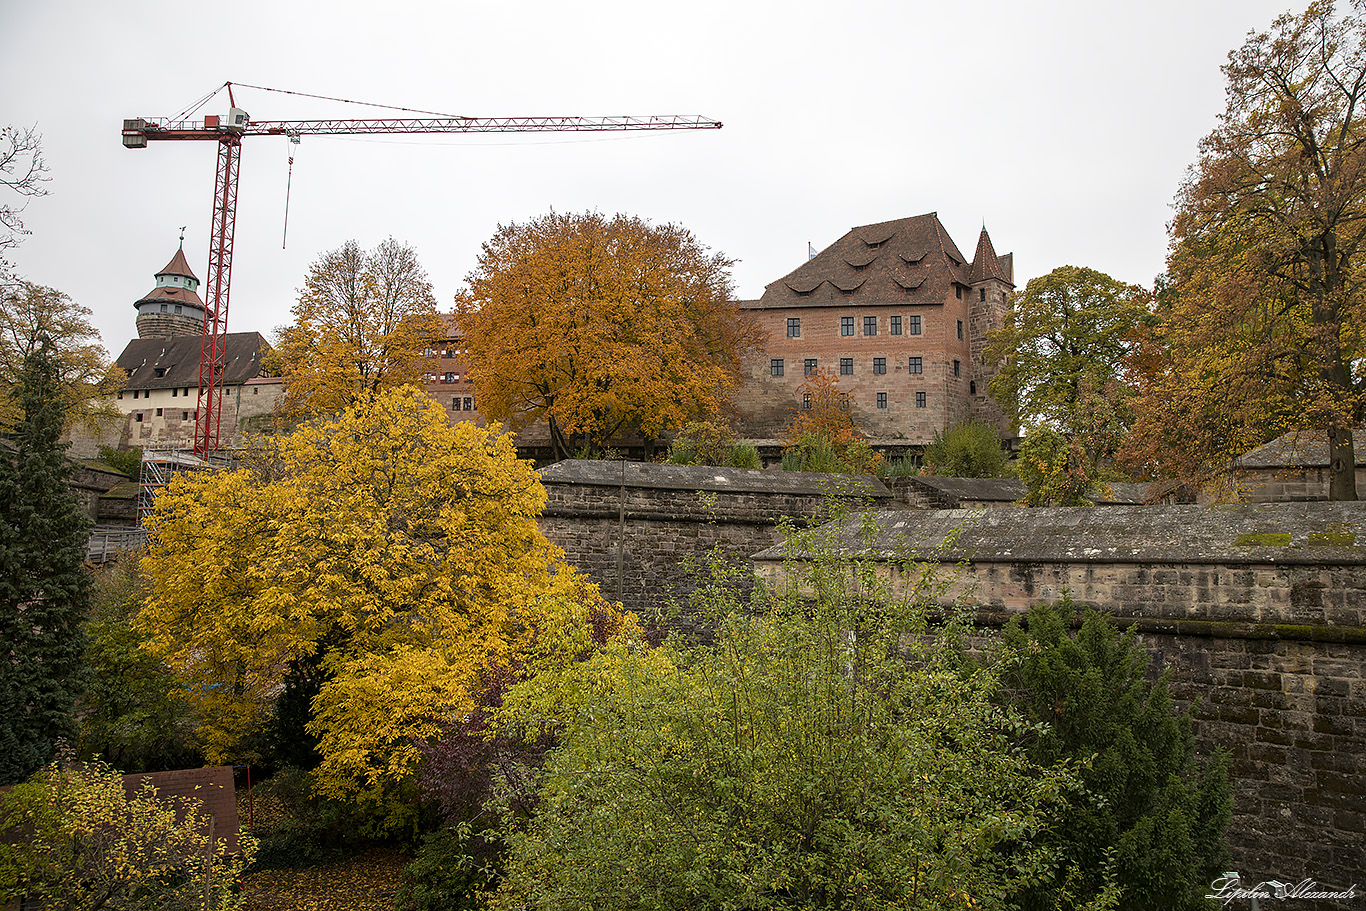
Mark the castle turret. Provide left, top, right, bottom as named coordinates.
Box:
left=968, top=227, right=1015, bottom=435
left=134, top=245, right=206, bottom=338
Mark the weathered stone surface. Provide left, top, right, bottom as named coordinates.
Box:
left=750, top=502, right=1365, bottom=897
left=538, top=460, right=893, bottom=639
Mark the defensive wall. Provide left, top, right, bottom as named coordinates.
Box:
left=535, top=466, right=1364, bottom=894
left=537, top=460, right=891, bottom=638
left=751, top=502, right=1366, bottom=898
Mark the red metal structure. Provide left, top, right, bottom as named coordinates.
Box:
left=123, top=84, right=723, bottom=458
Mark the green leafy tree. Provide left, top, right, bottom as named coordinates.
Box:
left=0, top=761, right=254, bottom=910
left=987, top=266, right=1148, bottom=503
left=76, top=558, right=200, bottom=773
left=0, top=341, right=90, bottom=784
left=489, top=513, right=1083, bottom=910
left=922, top=420, right=1008, bottom=477
left=0, top=281, right=122, bottom=433
left=1003, top=601, right=1232, bottom=911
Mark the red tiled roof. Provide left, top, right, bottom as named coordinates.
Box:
left=136, top=285, right=205, bottom=308
left=157, top=247, right=200, bottom=281
left=746, top=213, right=974, bottom=310
left=969, top=228, right=1013, bottom=286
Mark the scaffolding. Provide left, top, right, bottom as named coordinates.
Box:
left=137, top=447, right=213, bottom=525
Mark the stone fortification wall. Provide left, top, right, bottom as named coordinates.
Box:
left=751, top=502, right=1366, bottom=897
left=537, top=460, right=893, bottom=637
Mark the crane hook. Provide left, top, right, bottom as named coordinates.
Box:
left=282, top=132, right=302, bottom=249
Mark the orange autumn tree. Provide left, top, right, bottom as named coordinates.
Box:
left=1124, top=1, right=1366, bottom=499
left=456, top=212, right=763, bottom=459
left=270, top=238, right=444, bottom=421
left=782, top=369, right=881, bottom=474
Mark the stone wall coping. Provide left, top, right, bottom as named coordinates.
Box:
left=539, top=459, right=892, bottom=498
left=751, top=502, right=1366, bottom=566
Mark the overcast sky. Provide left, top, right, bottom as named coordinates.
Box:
left=2, top=0, right=1296, bottom=354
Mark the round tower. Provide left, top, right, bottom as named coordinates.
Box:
left=134, top=243, right=207, bottom=338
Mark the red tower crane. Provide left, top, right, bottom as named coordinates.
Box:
left=122, top=83, right=723, bottom=459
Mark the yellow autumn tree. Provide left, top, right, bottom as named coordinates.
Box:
left=137, top=386, right=618, bottom=814
left=456, top=211, right=763, bottom=458
left=269, top=237, right=444, bottom=420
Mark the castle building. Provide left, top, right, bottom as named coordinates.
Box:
left=419, top=314, right=486, bottom=427
left=112, top=246, right=281, bottom=450
left=732, top=213, right=1014, bottom=443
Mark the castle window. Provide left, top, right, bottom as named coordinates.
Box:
left=916, top=392, right=926, bottom=408
left=839, top=394, right=850, bottom=411
left=890, top=316, right=902, bottom=335
left=175, top=305, right=182, bottom=313
left=864, top=316, right=877, bottom=336
left=954, top=360, right=961, bottom=377
left=154, top=367, right=166, bottom=378
left=453, top=397, right=463, bottom=411
left=132, top=390, right=139, bottom=399
left=908, top=357, right=922, bottom=374
left=957, top=320, right=963, bottom=340
left=802, top=393, right=812, bottom=410
left=117, top=391, right=123, bottom=400
left=464, top=397, right=473, bottom=411
left=877, top=392, right=887, bottom=409
left=135, top=412, right=144, bottom=422
left=873, top=358, right=886, bottom=375
left=253, top=387, right=258, bottom=395
left=841, top=316, right=854, bottom=336
left=182, top=412, right=188, bottom=421
left=159, top=304, right=168, bottom=312
left=155, top=408, right=162, bottom=417
left=980, top=288, right=986, bottom=302
left=956, top=286, right=963, bottom=300
left=172, top=388, right=177, bottom=397
left=908, top=315, right=922, bottom=335
left=445, top=372, right=456, bottom=384
left=840, top=358, right=853, bottom=375
left=770, top=359, right=784, bottom=377
left=970, top=381, right=977, bottom=394
left=804, top=358, right=817, bottom=376
left=787, top=318, right=801, bottom=338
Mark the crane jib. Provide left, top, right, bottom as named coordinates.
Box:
left=123, top=115, right=723, bottom=146
left=120, top=106, right=721, bottom=458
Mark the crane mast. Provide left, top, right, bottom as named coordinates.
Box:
left=122, top=94, right=723, bottom=458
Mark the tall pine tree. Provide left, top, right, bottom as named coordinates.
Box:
left=0, top=340, right=90, bottom=783
left=1004, top=601, right=1232, bottom=910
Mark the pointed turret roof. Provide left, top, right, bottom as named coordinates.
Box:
left=969, top=228, right=1013, bottom=285
left=156, top=246, right=199, bottom=281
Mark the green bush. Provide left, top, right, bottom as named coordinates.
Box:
left=666, top=421, right=759, bottom=468
left=492, top=510, right=1083, bottom=909
left=1003, top=600, right=1231, bottom=910
left=96, top=445, right=142, bottom=478
left=77, top=558, right=201, bottom=772
left=724, top=439, right=761, bottom=469
left=394, top=824, right=500, bottom=911
left=876, top=455, right=920, bottom=477
left=248, top=767, right=408, bottom=868
left=922, top=421, right=1007, bottom=477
